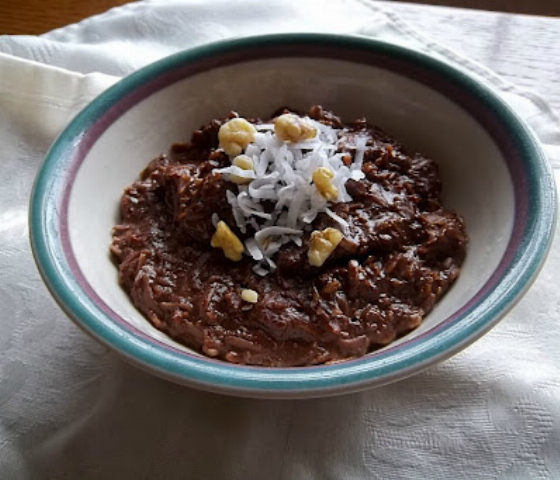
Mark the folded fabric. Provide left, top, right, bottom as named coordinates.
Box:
left=0, top=1, right=559, bottom=478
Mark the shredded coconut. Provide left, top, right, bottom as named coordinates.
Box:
left=215, top=115, right=366, bottom=273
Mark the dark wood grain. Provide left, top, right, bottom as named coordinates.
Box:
left=0, top=0, right=134, bottom=35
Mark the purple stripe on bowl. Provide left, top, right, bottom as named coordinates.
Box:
left=57, top=43, right=531, bottom=369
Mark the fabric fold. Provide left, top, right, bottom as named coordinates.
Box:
left=0, top=1, right=559, bottom=478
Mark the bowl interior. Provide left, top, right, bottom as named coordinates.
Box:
left=68, top=56, right=514, bottom=355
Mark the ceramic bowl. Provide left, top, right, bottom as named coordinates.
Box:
left=30, top=34, right=556, bottom=399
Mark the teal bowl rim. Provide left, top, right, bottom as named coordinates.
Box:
left=29, top=33, right=557, bottom=398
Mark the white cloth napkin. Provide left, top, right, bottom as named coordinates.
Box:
left=1, top=1, right=560, bottom=478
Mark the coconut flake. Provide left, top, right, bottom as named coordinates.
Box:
left=352, top=135, right=368, bottom=172
left=226, top=190, right=246, bottom=233
left=214, top=165, right=256, bottom=181
left=211, top=213, right=220, bottom=228
left=245, top=238, right=264, bottom=261
left=254, top=226, right=302, bottom=244
left=214, top=113, right=368, bottom=273
left=325, top=207, right=350, bottom=229
left=253, top=264, right=269, bottom=276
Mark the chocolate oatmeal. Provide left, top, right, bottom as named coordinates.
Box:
left=110, top=106, right=467, bottom=367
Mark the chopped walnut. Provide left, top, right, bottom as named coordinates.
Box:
left=211, top=221, right=244, bottom=261
left=231, top=154, right=255, bottom=184
left=274, top=113, right=317, bottom=143
left=218, top=118, right=257, bottom=156
left=313, top=167, right=339, bottom=201
left=241, top=289, right=259, bottom=303
left=308, top=228, right=344, bottom=267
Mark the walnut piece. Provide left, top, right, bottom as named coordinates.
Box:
left=241, top=289, right=259, bottom=303
left=274, top=113, right=317, bottom=143
left=218, top=118, right=257, bottom=156
left=231, top=154, right=255, bottom=185
left=211, top=221, right=244, bottom=261
left=308, top=228, right=344, bottom=267
left=312, top=167, right=339, bottom=201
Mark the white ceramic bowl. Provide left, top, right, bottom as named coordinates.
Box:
left=30, top=34, right=556, bottom=398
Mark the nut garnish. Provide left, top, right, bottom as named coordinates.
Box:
left=312, top=167, right=339, bottom=200
left=274, top=113, right=317, bottom=143
left=231, top=154, right=255, bottom=184
left=218, top=118, right=257, bottom=156
left=212, top=110, right=367, bottom=275
left=241, top=289, right=259, bottom=303
left=211, top=221, right=244, bottom=261
left=308, top=228, right=344, bottom=267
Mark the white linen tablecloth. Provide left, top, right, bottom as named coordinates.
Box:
left=1, top=1, right=560, bottom=478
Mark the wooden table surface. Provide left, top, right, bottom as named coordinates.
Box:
left=0, top=0, right=134, bottom=35
left=1, top=0, right=560, bottom=114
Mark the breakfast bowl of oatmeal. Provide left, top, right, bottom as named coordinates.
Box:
left=30, top=34, right=556, bottom=398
